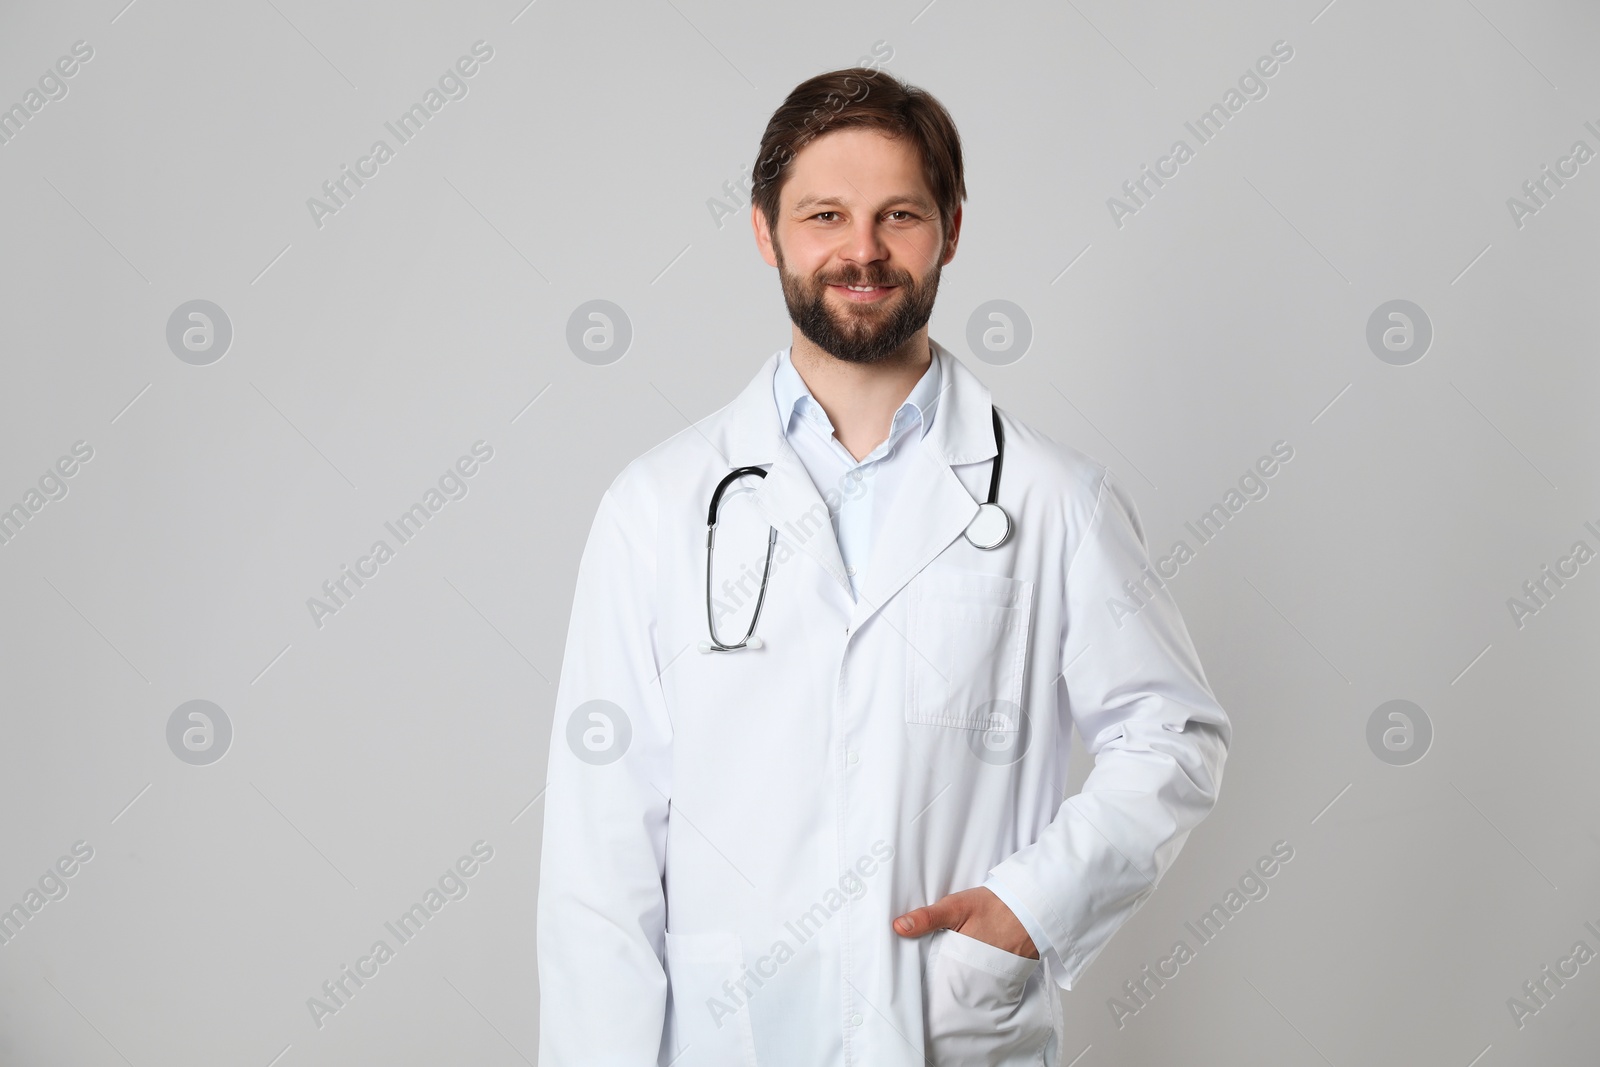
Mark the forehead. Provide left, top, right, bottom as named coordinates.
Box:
left=781, top=127, right=933, bottom=208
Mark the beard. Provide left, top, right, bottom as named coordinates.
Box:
left=775, top=244, right=941, bottom=365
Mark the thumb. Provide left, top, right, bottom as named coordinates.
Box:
left=893, top=893, right=964, bottom=938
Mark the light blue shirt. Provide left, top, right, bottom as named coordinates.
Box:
left=772, top=348, right=940, bottom=601
left=771, top=344, right=1054, bottom=961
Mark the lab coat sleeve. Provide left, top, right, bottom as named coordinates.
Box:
left=986, top=465, right=1231, bottom=991
left=537, top=474, right=674, bottom=1064
left=980, top=873, right=1055, bottom=958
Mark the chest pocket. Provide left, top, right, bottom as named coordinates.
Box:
left=904, top=570, right=1033, bottom=729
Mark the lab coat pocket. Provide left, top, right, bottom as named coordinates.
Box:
left=905, top=571, right=1033, bottom=729
left=925, top=928, right=1052, bottom=1066
left=663, top=930, right=759, bottom=1067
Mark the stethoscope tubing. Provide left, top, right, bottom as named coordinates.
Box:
left=702, top=467, right=776, bottom=652
left=985, top=406, right=1004, bottom=505
left=702, top=406, right=1008, bottom=651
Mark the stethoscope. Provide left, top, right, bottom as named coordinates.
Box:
left=699, top=406, right=1011, bottom=653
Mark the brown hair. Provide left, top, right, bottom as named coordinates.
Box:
left=751, top=66, right=966, bottom=242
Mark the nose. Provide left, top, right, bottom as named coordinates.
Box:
left=839, top=216, right=889, bottom=271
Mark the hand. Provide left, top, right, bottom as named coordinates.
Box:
left=891, top=886, right=1039, bottom=959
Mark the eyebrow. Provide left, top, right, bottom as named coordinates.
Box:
left=789, top=193, right=936, bottom=216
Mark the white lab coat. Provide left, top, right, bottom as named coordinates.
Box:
left=536, top=340, right=1231, bottom=1066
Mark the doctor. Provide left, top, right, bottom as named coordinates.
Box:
left=537, top=66, right=1231, bottom=1066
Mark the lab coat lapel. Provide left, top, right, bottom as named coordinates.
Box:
left=752, top=441, right=852, bottom=596
left=723, top=352, right=853, bottom=599
left=848, top=343, right=997, bottom=632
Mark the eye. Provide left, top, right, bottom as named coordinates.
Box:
left=812, top=211, right=839, bottom=222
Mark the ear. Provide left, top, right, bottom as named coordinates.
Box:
left=752, top=203, right=779, bottom=267
left=940, top=203, right=963, bottom=266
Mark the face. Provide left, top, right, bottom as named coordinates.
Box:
left=754, top=127, right=960, bottom=364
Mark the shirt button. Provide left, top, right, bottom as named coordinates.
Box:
left=845, top=565, right=857, bottom=577
left=850, top=1013, right=864, bottom=1026
left=846, top=748, right=859, bottom=764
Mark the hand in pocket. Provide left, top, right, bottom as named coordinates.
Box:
left=893, top=885, right=1038, bottom=959
left=896, top=888, right=1053, bottom=1065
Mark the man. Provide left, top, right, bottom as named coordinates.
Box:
left=537, top=67, right=1231, bottom=1066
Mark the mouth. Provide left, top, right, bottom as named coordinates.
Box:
left=827, top=283, right=899, bottom=304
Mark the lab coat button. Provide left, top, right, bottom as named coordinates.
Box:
left=845, top=564, right=857, bottom=577
left=850, top=1013, right=863, bottom=1026
left=846, top=748, right=859, bottom=764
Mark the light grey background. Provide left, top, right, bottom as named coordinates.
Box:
left=1, top=0, right=1596, bottom=1064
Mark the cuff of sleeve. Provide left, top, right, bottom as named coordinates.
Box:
left=985, top=861, right=1094, bottom=991
left=982, top=875, right=1055, bottom=960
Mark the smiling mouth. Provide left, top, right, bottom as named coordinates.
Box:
left=828, top=283, right=898, bottom=303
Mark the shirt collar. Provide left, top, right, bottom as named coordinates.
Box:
left=772, top=344, right=942, bottom=445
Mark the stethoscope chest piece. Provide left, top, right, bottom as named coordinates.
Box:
left=965, top=501, right=1011, bottom=550
left=963, top=406, right=1012, bottom=551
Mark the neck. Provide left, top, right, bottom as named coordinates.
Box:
left=790, top=329, right=932, bottom=461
